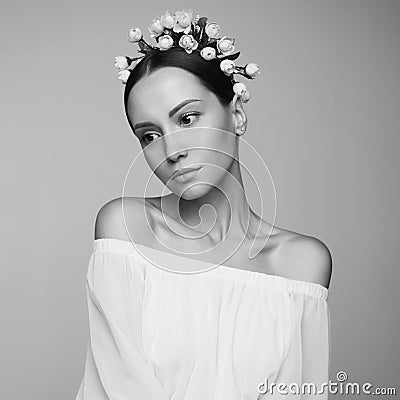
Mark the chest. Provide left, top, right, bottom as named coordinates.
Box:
left=139, top=219, right=281, bottom=276
left=140, top=267, right=291, bottom=398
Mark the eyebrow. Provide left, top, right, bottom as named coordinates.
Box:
left=133, top=98, right=202, bottom=131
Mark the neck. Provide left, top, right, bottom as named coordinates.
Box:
left=172, top=157, right=254, bottom=245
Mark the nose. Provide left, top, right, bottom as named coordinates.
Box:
left=166, top=148, right=188, bottom=163
left=163, top=130, right=189, bottom=163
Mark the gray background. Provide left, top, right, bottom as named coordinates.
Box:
left=1, top=1, right=399, bottom=399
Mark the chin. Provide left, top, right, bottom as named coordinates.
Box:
left=172, top=182, right=215, bottom=200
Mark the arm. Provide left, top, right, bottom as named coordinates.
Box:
left=270, top=236, right=332, bottom=399
left=79, top=251, right=169, bottom=399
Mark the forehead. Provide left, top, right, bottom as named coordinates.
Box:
left=127, top=67, right=209, bottom=116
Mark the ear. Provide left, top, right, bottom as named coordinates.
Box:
left=230, top=94, right=247, bottom=135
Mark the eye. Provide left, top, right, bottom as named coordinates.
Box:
left=179, top=112, right=200, bottom=127
left=141, top=132, right=160, bottom=145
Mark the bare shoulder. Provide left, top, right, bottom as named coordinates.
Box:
left=94, top=196, right=156, bottom=242
left=274, top=228, right=333, bottom=289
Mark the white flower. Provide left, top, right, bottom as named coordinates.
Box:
left=216, top=36, right=235, bottom=57
left=245, top=63, right=260, bottom=78
left=173, top=9, right=193, bottom=34
left=148, top=18, right=164, bottom=38
left=160, top=11, right=175, bottom=29
left=220, top=59, right=236, bottom=75
left=114, top=56, right=129, bottom=70
left=233, top=82, right=247, bottom=96
left=205, top=22, right=220, bottom=38
left=157, top=34, right=174, bottom=50
left=200, top=46, right=216, bottom=61
left=241, top=90, right=251, bottom=103
left=127, top=27, right=142, bottom=43
left=118, top=69, right=131, bottom=84
left=178, top=34, right=198, bottom=54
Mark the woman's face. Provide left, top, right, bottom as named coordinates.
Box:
left=126, top=67, right=243, bottom=200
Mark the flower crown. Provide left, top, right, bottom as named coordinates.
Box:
left=114, top=9, right=260, bottom=103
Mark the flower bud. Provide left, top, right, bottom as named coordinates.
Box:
left=233, top=82, right=247, bottom=96
left=217, top=36, right=235, bottom=57
left=148, top=18, right=164, bottom=37
left=128, top=27, right=142, bottom=43
left=160, top=11, right=175, bottom=29
left=178, top=34, right=198, bottom=54
left=241, top=90, right=251, bottom=103
left=205, top=23, right=220, bottom=38
left=173, top=9, right=193, bottom=34
left=220, top=59, right=236, bottom=75
left=200, top=47, right=216, bottom=61
left=114, top=56, right=129, bottom=70
left=118, top=69, right=131, bottom=84
left=157, top=34, right=174, bottom=50
left=245, top=63, right=260, bottom=78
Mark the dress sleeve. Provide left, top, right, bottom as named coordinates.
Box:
left=272, top=290, right=331, bottom=399
left=75, top=250, right=170, bottom=400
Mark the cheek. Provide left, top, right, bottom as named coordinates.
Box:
left=195, top=134, right=237, bottom=182
left=143, top=149, right=156, bottom=169
left=200, top=149, right=235, bottom=180
left=200, top=110, right=236, bottom=154
left=143, top=147, right=166, bottom=178
left=195, top=128, right=237, bottom=160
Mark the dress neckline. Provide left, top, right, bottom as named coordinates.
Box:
left=93, top=237, right=329, bottom=300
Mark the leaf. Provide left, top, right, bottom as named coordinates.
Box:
left=191, top=23, right=199, bottom=41
left=169, top=30, right=181, bottom=43
left=197, top=17, right=208, bottom=29
left=138, top=41, right=153, bottom=52
left=219, top=51, right=241, bottom=61
left=200, top=32, right=209, bottom=47
left=197, top=16, right=209, bottom=45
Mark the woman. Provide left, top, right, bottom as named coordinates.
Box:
left=75, top=9, right=332, bottom=399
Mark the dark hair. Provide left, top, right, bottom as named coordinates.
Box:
left=123, top=47, right=235, bottom=131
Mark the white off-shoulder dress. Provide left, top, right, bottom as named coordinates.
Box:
left=75, top=238, right=330, bottom=399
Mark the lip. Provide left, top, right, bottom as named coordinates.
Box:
left=171, top=166, right=202, bottom=182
